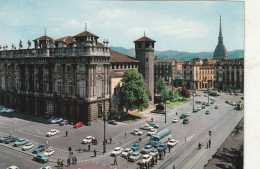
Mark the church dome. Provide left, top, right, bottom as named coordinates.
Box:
left=213, top=43, right=228, bottom=60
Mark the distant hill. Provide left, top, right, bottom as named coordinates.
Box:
left=109, top=47, right=244, bottom=61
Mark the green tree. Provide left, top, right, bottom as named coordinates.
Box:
left=174, top=90, right=180, bottom=100
left=169, top=90, right=174, bottom=100
left=119, top=70, right=149, bottom=114
left=155, top=78, right=167, bottom=94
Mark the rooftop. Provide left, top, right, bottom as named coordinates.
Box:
left=73, top=30, right=99, bottom=38
left=134, top=36, right=156, bottom=42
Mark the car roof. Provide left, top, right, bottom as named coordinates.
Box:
left=132, top=152, right=139, bottom=155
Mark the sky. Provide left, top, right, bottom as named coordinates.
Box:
left=0, top=0, right=244, bottom=52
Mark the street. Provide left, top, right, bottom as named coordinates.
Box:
left=0, top=91, right=243, bottom=169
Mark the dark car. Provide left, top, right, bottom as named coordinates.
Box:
left=0, top=135, right=11, bottom=143
left=149, top=122, right=159, bottom=128
left=33, top=145, right=48, bottom=154
left=4, top=136, right=19, bottom=144
left=157, top=144, right=167, bottom=152
left=201, top=105, right=206, bottom=109
left=183, top=118, right=189, bottom=124
left=33, top=153, right=49, bottom=163
left=180, top=114, right=187, bottom=119
left=108, top=120, right=118, bottom=125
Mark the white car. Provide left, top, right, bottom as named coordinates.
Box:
left=167, top=139, right=178, bottom=147
left=46, top=129, right=59, bottom=137
left=22, top=142, right=34, bottom=151
left=140, top=124, right=154, bottom=130
left=172, top=118, right=179, bottom=123
left=121, top=148, right=133, bottom=158
left=197, top=106, right=202, bottom=110
left=139, top=154, right=152, bottom=164
left=149, top=149, right=158, bottom=157
left=82, top=136, right=95, bottom=144
left=6, top=166, right=19, bottom=169
left=186, top=112, right=191, bottom=116
left=147, top=129, right=157, bottom=136
left=110, top=147, right=123, bottom=156
left=131, top=129, right=143, bottom=136
left=44, top=149, right=55, bottom=156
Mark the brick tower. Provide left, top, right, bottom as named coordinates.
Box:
left=134, top=33, right=156, bottom=104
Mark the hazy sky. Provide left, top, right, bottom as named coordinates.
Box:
left=0, top=0, right=244, bottom=52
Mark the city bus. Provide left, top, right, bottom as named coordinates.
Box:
left=149, top=129, right=172, bottom=147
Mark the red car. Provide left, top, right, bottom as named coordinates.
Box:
left=74, top=122, right=83, bottom=128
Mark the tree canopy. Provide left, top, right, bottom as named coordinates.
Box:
left=180, top=86, right=190, bottom=98
left=119, top=70, right=149, bottom=113
left=155, top=78, right=167, bottom=94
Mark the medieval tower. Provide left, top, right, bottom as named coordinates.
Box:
left=134, top=33, right=156, bottom=104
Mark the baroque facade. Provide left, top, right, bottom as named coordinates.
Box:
left=0, top=31, right=111, bottom=125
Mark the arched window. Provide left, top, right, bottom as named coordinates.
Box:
left=96, top=76, right=103, bottom=97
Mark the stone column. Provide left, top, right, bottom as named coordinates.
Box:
left=72, top=64, right=77, bottom=96
left=34, top=97, right=38, bottom=116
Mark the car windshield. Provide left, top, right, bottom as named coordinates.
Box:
left=133, top=153, right=138, bottom=156
left=144, top=156, right=149, bottom=159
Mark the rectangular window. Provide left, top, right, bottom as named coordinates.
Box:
left=68, top=81, right=73, bottom=95
left=57, top=81, right=62, bottom=94
left=78, top=81, right=86, bottom=97
left=145, top=43, right=149, bottom=48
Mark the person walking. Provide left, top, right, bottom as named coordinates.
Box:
left=173, top=165, right=176, bottom=169
left=72, top=156, right=75, bottom=164
left=185, top=137, right=186, bottom=141
left=66, top=130, right=68, bottom=137
left=105, top=138, right=108, bottom=144
left=151, top=117, right=153, bottom=122
left=94, top=149, right=96, bottom=157
left=75, top=156, right=77, bottom=164
left=67, top=158, right=70, bottom=167
left=209, top=139, right=211, bottom=148
left=168, top=145, right=171, bottom=153
left=110, top=137, right=112, bottom=144
left=61, top=160, right=64, bottom=167
left=57, top=159, right=60, bottom=167
left=159, top=152, right=162, bottom=160
left=176, top=112, right=178, bottom=116
left=114, top=156, right=118, bottom=165
left=88, top=144, right=91, bottom=151
left=139, top=137, right=142, bottom=143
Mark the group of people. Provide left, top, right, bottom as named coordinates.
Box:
left=57, top=156, right=77, bottom=168
left=57, top=159, right=64, bottom=168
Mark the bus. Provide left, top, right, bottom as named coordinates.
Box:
left=150, top=129, right=172, bottom=147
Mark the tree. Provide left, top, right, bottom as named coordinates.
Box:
left=155, top=78, right=167, bottom=94
left=180, top=86, right=190, bottom=98
left=119, top=70, right=149, bottom=114
left=174, top=90, right=180, bottom=100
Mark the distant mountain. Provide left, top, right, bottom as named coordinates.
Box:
left=109, top=47, right=244, bottom=61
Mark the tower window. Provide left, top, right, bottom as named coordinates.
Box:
left=146, top=58, right=148, bottom=62
left=145, top=43, right=149, bottom=48
left=152, top=43, right=154, bottom=48
left=138, top=43, right=141, bottom=48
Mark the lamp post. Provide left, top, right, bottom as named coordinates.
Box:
left=103, top=111, right=106, bottom=154
left=208, top=80, right=209, bottom=103
left=164, top=100, right=167, bottom=123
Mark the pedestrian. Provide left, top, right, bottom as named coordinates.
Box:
left=88, top=144, right=91, bottom=151
left=114, top=156, right=118, bottom=165
left=127, top=153, right=130, bottom=159
left=159, top=152, right=162, bottom=160
left=151, top=157, right=154, bottom=165
left=57, top=159, right=60, bottom=167
left=185, top=137, right=186, bottom=141
left=61, top=160, right=64, bottom=167
left=94, top=149, right=96, bottom=157
left=67, top=158, right=70, bottom=167
left=209, top=139, right=211, bottom=148
left=110, top=137, right=112, bottom=144
left=105, top=138, right=108, bottom=144
left=75, top=156, right=77, bottom=164
left=139, top=137, right=142, bottom=143
left=168, top=145, right=171, bottom=153
left=66, top=130, right=68, bottom=137
left=10, top=130, right=12, bottom=136
left=151, top=117, right=153, bottom=122
left=72, top=156, right=75, bottom=164
left=176, top=112, right=178, bottom=115
left=155, top=154, right=158, bottom=163
left=164, top=149, right=166, bottom=156
left=173, top=165, right=176, bottom=169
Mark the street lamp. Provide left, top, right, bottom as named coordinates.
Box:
left=103, top=111, right=106, bottom=154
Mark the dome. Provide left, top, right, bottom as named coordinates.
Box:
left=213, top=43, right=228, bottom=60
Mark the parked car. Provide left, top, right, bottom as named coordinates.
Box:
left=140, top=124, right=154, bottom=130
left=131, top=143, right=140, bottom=151
left=197, top=106, right=202, bottom=110
left=186, top=112, right=191, bottom=116
left=183, top=118, right=189, bottom=124
left=172, top=118, right=179, bottom=123
left=167, top=139, right=177, bottom=147
left=22, top=142, right=34, bottom=151
left=147, top=129, right=157, bottom=136
left=149, top=149, right=158, bottom=157
left=195, top=100, right=202, bottom=104
left=110, top=147, right=123, bottom=156
left=0, top=135, right=11, bottom=143
left=128, top=152, right=141, bottom=162
left=46, top=129, right=59, bottom=137
left=157, top=144, right=167, bottom=152
left=4, top=136, right=19, bottom=144
left=74, top=122, right=83, bottom=128
left=50, top=118, right=63, bottom=124
left=13, top=138, right=28, bottom=147
left=202, top=102, right=206, bottom=105
left=201, top=105, right=206, bottom=109
left=47, top=117, right=55, bottom=123
left=206, top=103, right=210, bottom=106
left=121, top=148, right=133, bottom=158
left=225, top=100, right=230, bottom=104
left=60, top=120, right=69, bottom=126
left=139, top=154, right=152, bottom=164
left=39, top=166, right=51, bottom=169
left=205, top=110, right=210, bottom=114
left=33, top=145, right=48, bottom=154
left=44, top=149, right=55, bottom=156
left=149, top=122, right=159, bottom=128
left=131, top=129, right=143, bottom=136
left=6, top=166, right=19, bottom=169
left=180, top=114, right=187, bottom=119
left=108, top=120, right=118, bottom=125
left=33, top=154, right=49, bottom=163
left=141, top=145, right=154, bottom=154
left=211, top=101, right=215, bottom=104
left=82, top=136, right=95, bottom=144
left=193, top=108, right=198, bottom=113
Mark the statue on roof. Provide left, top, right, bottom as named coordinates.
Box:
left=35, top=40, right=39, bottom=48
left=28, top=40, right=31, bottom=49
left=19, top=39, right=23, bottom=49
left=12, top=43, right=15, bottom=50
